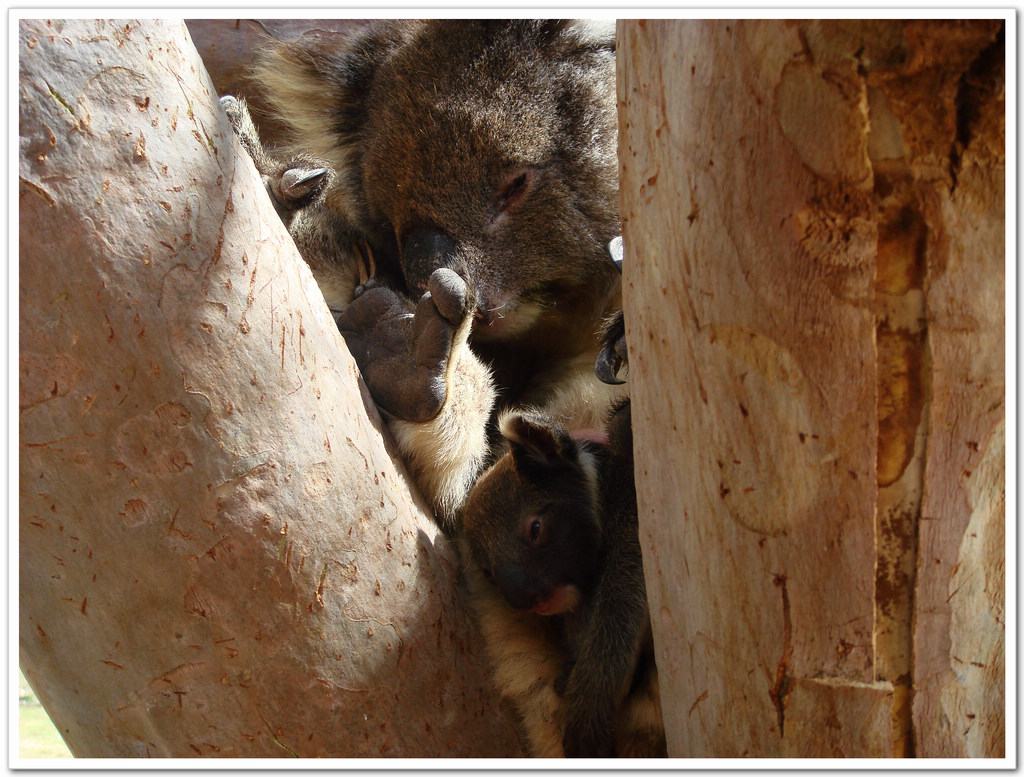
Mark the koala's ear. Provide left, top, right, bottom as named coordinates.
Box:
left=565, top=19, right=617, bottom=52
left=499, top=413, right=576, bottom=471
left=530, top=19, right=615, bottom=56
left=252, top=22, right=415, bottom=228
left=252, top=23, right=410, bottom=162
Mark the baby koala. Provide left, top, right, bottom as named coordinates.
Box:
left=459, top=392, right=666, bottom=758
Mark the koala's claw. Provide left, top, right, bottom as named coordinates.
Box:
left=595, top=309, right=628, bottom=385
left=276, top=167, right=330, bottom=207
left=595, top=348, right=625, bottom=386
left=354, top=240, right=378, bottom=287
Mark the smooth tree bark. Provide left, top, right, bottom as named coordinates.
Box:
left=618, top=19, right=1005, bottom=758
left=19, top=18, right=524, bottom=758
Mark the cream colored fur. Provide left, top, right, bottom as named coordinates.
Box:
left=251, top=46, right=364, bottom=224
left=389, top=304, right=495, bottom=527
left=460, top=542, right=567, bottom=757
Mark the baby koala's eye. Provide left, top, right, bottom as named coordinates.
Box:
left=523, top=516, right=544, bottom=546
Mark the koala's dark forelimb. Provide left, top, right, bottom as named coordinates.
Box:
left=595, top=309, right=628, bottom=385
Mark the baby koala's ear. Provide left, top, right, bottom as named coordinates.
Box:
left=498, top=412, right=577, bottom=472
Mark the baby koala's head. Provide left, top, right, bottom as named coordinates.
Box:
left=460, top=412, right=606, bottom=616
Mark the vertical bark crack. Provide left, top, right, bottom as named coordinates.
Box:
left=768, top=573, right=793, bottom=737
left=871, top=158, right=927, bottom=758
left=949, top=23, right=1005, bottom=190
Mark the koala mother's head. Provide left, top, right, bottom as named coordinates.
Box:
left=256, top=20, right=621, bottom=346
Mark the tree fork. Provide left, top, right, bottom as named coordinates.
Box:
left=18, top=18, right=523, bottom=758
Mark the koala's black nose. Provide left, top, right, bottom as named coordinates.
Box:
left=402, top=228, right=458, bottom=294
left=494, top=563, right=545, bottom=611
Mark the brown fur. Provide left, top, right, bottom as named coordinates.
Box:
left=251, top=20, right=622, bottom=411
left=222, top=23, right=660, bottom=756
left=460, top=402, right=665, bottom=758
left=230, top=21, right=627, bottom=529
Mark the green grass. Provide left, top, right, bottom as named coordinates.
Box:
left=18, top=671, right=72, bottom=759
left=19, top=705, right=72, bottom=758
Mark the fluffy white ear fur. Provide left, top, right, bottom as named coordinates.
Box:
left=251, top=45, right=363, bottom=222
left=496, top=411, right=556, bottom=451
left=568, top=19, right=617, bottom=48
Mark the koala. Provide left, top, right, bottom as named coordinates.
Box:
left=220, top=24, right=660, bottom=758
left=236, top=20, right=626, bottom=524
left=459, top=386, right=665, bottom=758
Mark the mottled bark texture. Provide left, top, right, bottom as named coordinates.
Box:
left=19, top=18, right=523, bottom=758
left=618, top=19, right=1004, bottom=758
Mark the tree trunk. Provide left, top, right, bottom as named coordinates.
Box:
left=18, top=18, right=524, bottom=758
left=618, top=19, right=1005, bottom=758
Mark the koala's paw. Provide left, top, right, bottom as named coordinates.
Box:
left=220, top=94, right=332, bottom=219
left=336, top=269, right=473, bottom=423
left=595, top=309, right=628, bottom=385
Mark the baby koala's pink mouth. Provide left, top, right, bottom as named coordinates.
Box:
left=531, top=583, right=580, bottom=616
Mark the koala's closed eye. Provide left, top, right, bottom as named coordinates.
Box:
left=494, top=168, right=534, bottom=216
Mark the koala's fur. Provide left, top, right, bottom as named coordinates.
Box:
left=220, top=94, right=370, bottom=311
left=460, top=399, right=665, bottom=757
left=225, top=21, right=658, bottom=757
left=244, top=19, right=627, bottom=525
left=252, top=20, right=621, bottom=391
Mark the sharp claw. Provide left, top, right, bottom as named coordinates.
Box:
left=355, top=243, right=369, bottom=286
left=355, top=240, right=378, bottom=287
left=280, top=167, right=328, bottom=195
left=595, top=348, right=625, bottom=385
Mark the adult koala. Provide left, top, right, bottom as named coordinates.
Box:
left=241, top=20, right=625, bottom=524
